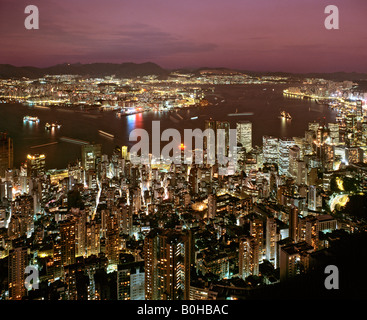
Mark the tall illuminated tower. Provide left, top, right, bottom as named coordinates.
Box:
left=0, top=132, right=13, bottom=178
left=8, top=246, right=29, bottom=300
left=144, top=229, right=191, bottom=300
left=236, top=121, right=252, bottom=152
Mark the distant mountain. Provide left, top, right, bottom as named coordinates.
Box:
left=1, top=62, right=367, bottom=83
left=0, top=62, right=169, bottom=79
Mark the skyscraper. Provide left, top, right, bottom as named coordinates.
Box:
left=8, top=246, right=29, bottom=300
left=263, top=136, right=279, bottom=165
left=60, top=219, right=76, bottom=266
left=0, top=132, right=13, bottom=178
left=26, top=153, right=46, bottom=177
left=236, top=121, right=252, bottom=152
left=278, top=138, right=294, bottom=176
left=239, top=236, right=259, bottom=279
left=81, top=144, right=102, bottom=171
left=144, top=229, right=191, bottom=300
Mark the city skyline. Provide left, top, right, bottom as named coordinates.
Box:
left=1, top=0, right=367, bottom=73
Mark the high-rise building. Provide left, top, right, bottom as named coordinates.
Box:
left=263, top=136, right=279, bottom=165
left=60, top=219, right=76, bottom=266
left=236, top=121, right=252, bottom=152
left=8, top=246, right=29, bottom=300
left=0, top=132, right=13, bottom=178
left=278, top=138, right=294, bottom=176
left=345, top=147, right=363, bottom=164
left=279, top=242, right=313, bottom=281
left=239, top=236, right=259, bottom=279
left=117, top=261, right=145, bottom=300
left=81, top=144, right=102, bottom=171
left=328, top=123, right=339, bottom=145
left=144, top=229, right=191, bottom=300
left=265, top=217, right=278, bottom=266
left=26, top=154, right=46, bottom=177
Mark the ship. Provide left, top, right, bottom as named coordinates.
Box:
left=280, top=110, right=292, bottom=120
left=23, top=115, right=39, bottom=123
left=116, top=106, right=144, bottom=117
left=45, top=122, right=61, bottom=130
left=98, top=130, right=114, bottom=138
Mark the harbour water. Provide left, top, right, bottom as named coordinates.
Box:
left=0, top=83, right=337, bottom=170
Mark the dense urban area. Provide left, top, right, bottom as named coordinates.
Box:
left=0, top=70, right=367, bottom=300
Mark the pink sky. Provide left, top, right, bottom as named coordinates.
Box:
left=0, top=0, right=366, bottom=72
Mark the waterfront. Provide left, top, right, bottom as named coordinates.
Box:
left=0, top=83, right=336, bottom=170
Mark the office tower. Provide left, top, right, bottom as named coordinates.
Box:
left=144, top=229, right=191, bottom=300
left=117, top=261, right=145, bottom=300
left=26, top=154, right=46, bottom=177
left=236, top=121, right=252, bottom=152
left=60, top=219, right=76, bottom=266
left=262, top=136, right=279, bottom=165
left=296, top=160, right=306, bottom=185
left=279, top=242, right=313, bottom=281
left=278, top=138, right=294, bottom=176
left=289, top=206, right=299, bottom=242
left=8, top=246, right=29, bottom=300
left=328, top=123, right=339, bottom=144
left=265, top=217, right=278, bottom=266
left=81, top=144, right=102, bottom=171
left=0, top=132, right=13, bottom=178
left=239, top=236, right=259, bottom=279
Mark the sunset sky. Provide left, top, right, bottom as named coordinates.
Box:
left=1, top=0, right=366, bottom=73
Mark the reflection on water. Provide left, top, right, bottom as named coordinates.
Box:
left=0, top=83, right=336, bottom=169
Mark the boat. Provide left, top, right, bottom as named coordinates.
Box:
left=280, top=110, right=292, bottom=120
left=45, top=122, right=61, bottom=130
left=23, top=115, right=39, bottom=123
left=116, top=106, right=144, bottom=117
left=98, top=130, right=114, bottom=138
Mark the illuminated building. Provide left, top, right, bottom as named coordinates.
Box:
left=289, top=206, right=299, bottom=243
left=279, top=241, right=313, bottom=281
left=278, top=138, right=294, bottom=176
left=81, top=144, right=102, bottom=171
left=250, top=218, right=264, bottom=259
left=117, top=261, right=145, bottom=300
left=8, top=246, right=29, bottom=300
left=207, top=193, right=217, bottom=219
left=0, top=132, right=13, bottom=178
left=262, top=136, right=279, bottom=165
left=236, top=121, right=252, bottom=152
left=121, top=145, right=128, bottom=160
left=60, top=219, right=76, bottom=266
left=288, top=145, right=301, bottom=178
left=86, top=221, right=101, bottom=257
left=239, top=236, right=259, bottom=279
left=8, top=195, right=34, bottom=239
left=265, top=217, right=278, bottom=267
left=26, top=153, right=46, bottom=177
left=345, top=147, right=363, bottom=164
left=328, top=123, right=339, bottom=144
left=144, top=228, right=191, bottom=300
